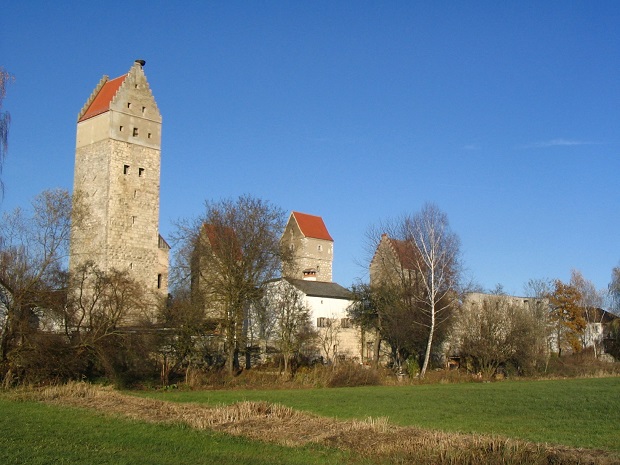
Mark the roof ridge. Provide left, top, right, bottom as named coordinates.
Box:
left=292, top=211, right=333, bottom=241
left=77, top=75, right=109, bottom=122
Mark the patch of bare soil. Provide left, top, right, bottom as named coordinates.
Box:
left=15, top=383, right=620, bottom=465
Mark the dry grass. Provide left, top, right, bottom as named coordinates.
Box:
left=11, top=382, right=619, bottom=465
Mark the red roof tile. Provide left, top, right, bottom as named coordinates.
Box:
left=292, top=211, right=333, bottom=241
left=201, top=223, right=241, bottom=260
left=78, top=74, right=126, bottom=122
left=387, top=236, right=418, bottom=270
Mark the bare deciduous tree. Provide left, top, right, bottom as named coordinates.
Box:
left=261, top=281, right=314, bottom=374
left=523, top=278, right=554, bottom=300
left=316, top=316, right=342, bottom=365
left=66, top=261, right=155, bottom=385
left=570, top=269, right=604, bottom=356
left=173, top=194, right=291, bottom=374
left=0, top=189, right=73, bottom=367
left=364, top=204, right=460, bottom=376
left=404, top=203, right=461, bottom=378
left=609, top=264, right=620, bottom=316
left=348, top=282, right=388, bottom=368
left=456, top=295, right=548, bottom=377
left=0, top=67, right=14, bottom=197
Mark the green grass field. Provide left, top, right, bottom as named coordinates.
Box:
left=1, top=377, right=618, bottom=465
left=0, top=398, right=357, bottom=465
left=141, top=377, right=620, bottom=451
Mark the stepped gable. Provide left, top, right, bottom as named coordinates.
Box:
left=371, top=233, right=418, bottom=270
left=77, top=74, right=124, bottom=122
left=292, top=211, right=333, bottom=241
left=77, top=60, right=161, bottom=123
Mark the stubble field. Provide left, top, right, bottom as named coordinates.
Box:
left=1, top=377, right=618, bottom=464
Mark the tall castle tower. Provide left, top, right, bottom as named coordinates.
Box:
left=69, top=60, right=169, bottom=311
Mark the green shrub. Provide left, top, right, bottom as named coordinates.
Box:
left=406, top=356, right=420, bottom=378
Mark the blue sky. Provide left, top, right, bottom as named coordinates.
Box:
left=1, top=2, right=618, bottom=296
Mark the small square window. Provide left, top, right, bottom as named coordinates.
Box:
left=123, top=165, right=130, bottom=175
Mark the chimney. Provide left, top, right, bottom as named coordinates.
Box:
left=135, top=59, right=146, bottom=67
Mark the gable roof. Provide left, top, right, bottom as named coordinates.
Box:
left=585, top=307, right=618, bottom=324
left=78, top=74, right=126, bottom=122
left=284, top=278, right=351, bottom=300
left=292, top=211, right=333, bottom=241
left=372, top=233, right=418, bottom=270
left=200, top=223, right=241, bottom=260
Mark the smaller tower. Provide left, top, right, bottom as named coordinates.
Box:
left=280, top=211, right=334, bottom=282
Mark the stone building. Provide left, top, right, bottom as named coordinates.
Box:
left=278, top=212, right=359, bottom=361
left=69, top=60, right=169, bottom=318
left=369, top=233, right=418, bottom=288
left=281, top=211, right=334, bottom=282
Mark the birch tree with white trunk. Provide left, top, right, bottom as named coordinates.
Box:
left=404, top=203, right=461, bottom=379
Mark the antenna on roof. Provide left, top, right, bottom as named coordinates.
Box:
left=135, top=59, right=146, bottom=67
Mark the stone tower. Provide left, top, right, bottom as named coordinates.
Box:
left=69, top=60, right=169, bottom=312
left=281, top=211, right=333, bottom=282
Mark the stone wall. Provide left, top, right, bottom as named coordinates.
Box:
left=69, top=63, right=168, bottom=321
left=281, top=219, right=333, bottom=282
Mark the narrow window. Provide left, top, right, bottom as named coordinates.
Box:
left=317, top=317, right=331, bottom=328
left=133, top=127, right=139, bottom=137
left=318, top=244, right=323, bottom=252
left=119, top=125, right=124, bottom=132
left=132, top=216, right=136, bottom=226
left=157, top=274, right=162, bottom=289
left=142, top=106, right=146, bottom=115
left=123, top=165, right=130, bottom=175
left=127, top=102, right=132, bottom=109
left=139, top=168, right=145, bottom=177
left=133, top=190, right=137, bottom=198
left=147, top=132, right=152, bottom=139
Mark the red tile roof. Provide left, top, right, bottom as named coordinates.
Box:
left=387, top=236, right=418, bottom=270
left=201, top=223, right=241, bottom=260
left=292, top=211, right=333, bottom=241
left=78, top=74, right=126, bottom=122
left=371, top=234, right=419, bottom=270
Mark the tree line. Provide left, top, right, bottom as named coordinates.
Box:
left=1, top=189, right=619, bottom=386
